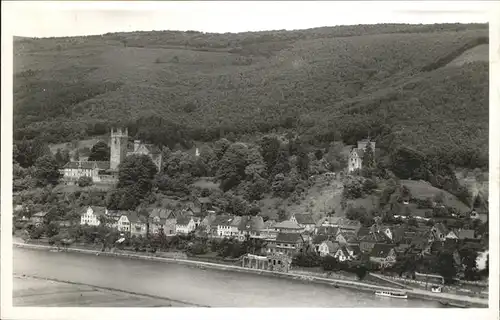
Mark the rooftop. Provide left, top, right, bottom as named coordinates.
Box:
left=274, top=220, right=302, bottom=230
left=293, top=213, right=316, bottom=225
left=370, top=243, right=396, bottom=258
left=63, top=161, right=110, bottom=170
left=276, top=233, right=303, bottom=243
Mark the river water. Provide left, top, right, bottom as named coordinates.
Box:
left=13, top=247, right=441, bottom=308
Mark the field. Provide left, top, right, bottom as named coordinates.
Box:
left=13, top=23, right=489, bottom=168
left=401, top=180, right=470, bottom=213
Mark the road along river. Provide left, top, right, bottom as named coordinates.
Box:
left=13, top=247, right=443, bottom=307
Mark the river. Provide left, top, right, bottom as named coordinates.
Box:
left=13, top=247, right=442, bottom=307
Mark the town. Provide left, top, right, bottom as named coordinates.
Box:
left=13, top=127, right=489, bottom=302
left=10, top=17, right=490, bottom=309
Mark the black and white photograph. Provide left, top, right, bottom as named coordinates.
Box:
left=1, top=0, right=499, bottom=317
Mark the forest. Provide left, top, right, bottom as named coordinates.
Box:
left=13, top=23, right=489, bottom=169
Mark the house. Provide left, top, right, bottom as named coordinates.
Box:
left=176, top=216, right=197, bottom=235
left=200, top=213, right=217, bottom=235
left=378, top=226, right=393, bottom=241
left=237, top=216, right=265, bottom=241
left=318, top=217, right=361, bottom=233
left=266, top=233, right=304, bottom=257
left=148, top=208, right=169, bottom=235
left=346, top=245, right=361, bottom=260
left=394, top=244, right=410, bottom=255
left=80, top=206, right=107, bottom=226
left=318, top=240, right=339, bottom=257
left=369, top=244, right=397, bottom=268
left=290, top=213, right=316, bottom=232
left=194, top=197, right=213, bottom=213
left=391, top=225, right=408, bottom=243
left=408, top=236, right=430, bottom=256
left=431, top=223, right=448, bottom=242
left=356, top=227, right=371, bottom=239
left=312, top=234, right=331, bottom=252
left=359, top=236, right=379, bottom=253
left=469, top=210, right=480, bottom=220
left=445, top=230, right=459, bottom=240
left=335, top=231, right=358, bottom=245
left=334, top=247, right=352, bottom=262
left=147, top=208, right=180, bottom=235
left=128, top=212, right=148, bottom=237
left=273, top=220, right=304, bottom=234
left=31, top=212, right=48, bottom=226
left=456, top=229, right=478, bottom=242
left=106, top=210, right=132, bottom=229
left=116, top=214, right=131, bottom=233
left=348, top=139, right=376, bottom=173
left=60, top=161, right=110, bottom=183
left=214, top=215, right=242, bottom=238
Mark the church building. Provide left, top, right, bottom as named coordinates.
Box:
left=61, top=128, right=162, bottom=184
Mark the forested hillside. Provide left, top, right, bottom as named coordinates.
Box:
left=13, top=23, right=489, bottom=169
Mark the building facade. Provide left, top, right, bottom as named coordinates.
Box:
left=348, top=139, right=376, bottom=173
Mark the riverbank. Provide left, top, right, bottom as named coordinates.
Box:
left=13, top=274, right=201, bottom=307
left=13, top=242, right=488, bottom=307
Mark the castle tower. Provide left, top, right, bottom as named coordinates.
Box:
left=110, top=128, right=128, bottom=171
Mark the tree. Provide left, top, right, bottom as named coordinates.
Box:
left=34, top=155, right=61, bottom=186
left=342, top=176, right=365, bottom=199
left=433, top=251, right=457, bottom=284
left=270, top=148, right=291, bottom=178
left=77, top=176, right=93, bottom=187
left=73, top=149, right=80, bottom=161
left=216, top=142, right=249, bottom=190
left=164, top=150, right=197, bottom=178
left=459, top=247, right=479, bottom=281
left=88, top=141, right=110, bottom=161
left=259, top=135, right=281, bottom=174
left=362, top=142, right=375, bottom=169
left=296, top=147, right=310, bottom=179
left=199, top=145, right=218, bottom=176
left=117, top=154, right=158, bottom=199
left=214, top=138, right=231, bottom=161
left=244, top=146, right=267, bottom=180
left=54, top=148, right=70, bottom=166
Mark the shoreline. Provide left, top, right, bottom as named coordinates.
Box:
left=13, top=242, right=488, bottom=308
left=13, top=274, right=206, bottom=307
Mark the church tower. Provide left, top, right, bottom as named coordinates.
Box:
left=110, top=128, right=128, bottom=171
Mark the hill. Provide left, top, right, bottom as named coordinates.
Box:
left=13, top=23, right=489, bottom=168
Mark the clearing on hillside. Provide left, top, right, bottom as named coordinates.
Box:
left=401, top=180, right=470, bottom=213
left=445, top=44, right=489, bottom=67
